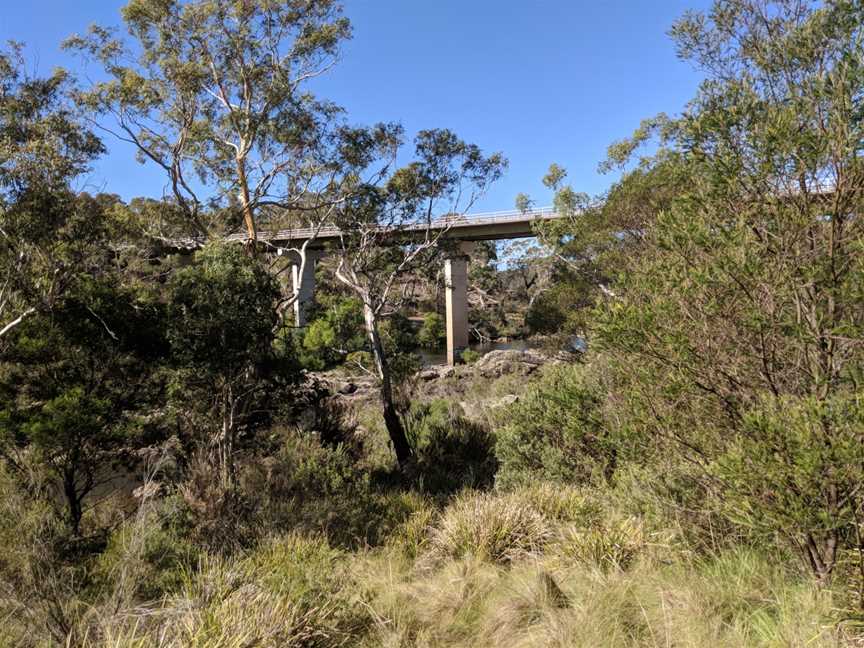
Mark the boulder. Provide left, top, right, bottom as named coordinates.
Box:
left=337, top=382, right=357, bottom=395
left=474, top=349, right=548, bottom=378
left=419, top=369, right=439, bottom=381
left=488, top=394, right=519, bottom=409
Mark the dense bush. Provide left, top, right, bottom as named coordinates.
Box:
left=524, top=278, right=591, bottom=336
left=235, top=427, right=376, bottom=547
left=710, top=396, right=864, bottom=578
left=167, top=243, right=299, bottom=494
left=298, top=295, right=367, bottom=369
left=460, top=348, right=480, bottom=364
left=404, top=399, right=498, bottom=495
left=494, top=365, right=613, bottom=489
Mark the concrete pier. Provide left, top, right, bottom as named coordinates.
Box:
left=445, top=242, right=474, bottom=364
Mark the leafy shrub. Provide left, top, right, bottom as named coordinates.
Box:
left=524, top=279, right=590, bottom=335
left=344, top=350, right=373, bottom=371
left=380, top=312, right=417, bottom=353
left=417, top=312, right=446, bottom=350
left=238, top=427, right=376, bottom=547
left=710, top=395, right=864, bottom=584
left=460, top=348, right=481, bottom=364
left=299, top=295, right=367, bottom=369
left=404, top=400, right=497, bottom=495
left=494, top=365, right=612, bottom=489
left=427, top=491, right=552, bottom=564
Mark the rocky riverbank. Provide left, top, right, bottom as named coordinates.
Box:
left=317, top=348, right=575, bottom=420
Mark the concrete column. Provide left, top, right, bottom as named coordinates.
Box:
left=445, top=242, right=474, bottom=365
left=291, top=252, right=318, bottom=327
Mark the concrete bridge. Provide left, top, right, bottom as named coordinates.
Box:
left=275, top=207, right=561, bottom=364
left=175, top=207, right=562, bottom=365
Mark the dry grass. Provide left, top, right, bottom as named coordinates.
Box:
left=3, top=482, right=859, bottom=648
left=361, top=546, right=849, bottom=648
left=425, top=491, right=553, bottom=565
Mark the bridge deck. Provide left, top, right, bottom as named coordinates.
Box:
left=169, top=208, right=560, bottom=250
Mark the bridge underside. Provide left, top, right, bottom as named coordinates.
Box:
left=291, top=242, right=524, bottom=366
left=279, top=210, right=559, bottom=366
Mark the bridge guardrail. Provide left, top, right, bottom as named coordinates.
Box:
left=172, top=207, right=559, bottom=248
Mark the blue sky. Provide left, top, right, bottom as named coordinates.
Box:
left=0, top=1, right=709, bottom=212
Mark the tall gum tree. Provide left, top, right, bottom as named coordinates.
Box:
left=0, top=44, right=105, bottom=342
left=331, top=129, right=506, bottom=468
left=65, top=0, right=364, bottom=319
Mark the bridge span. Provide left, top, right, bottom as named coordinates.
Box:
left=176, top=207, right=562, bottom=365
left=249, top=206, right=560, bottom=248
left=282, top=207, right=562, bottom=365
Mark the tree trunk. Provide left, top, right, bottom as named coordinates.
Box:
left=63, top=468, right=82, bottom=536
left=219, top=383, right=236, bottom=492
left=804, top=531, right=838, bottom=586
left=362, top=303, right=413, bottom=467
left=235, top=156, right=257, bottom=244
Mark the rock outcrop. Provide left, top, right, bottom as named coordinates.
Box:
left=473, top=349, right=548, bottom=378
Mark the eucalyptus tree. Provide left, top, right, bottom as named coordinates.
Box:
left=331, top=129, right=505, bottom=467
left=0, top=44, right=104, bottom=341
left=66, top=0, right=362, bottom=319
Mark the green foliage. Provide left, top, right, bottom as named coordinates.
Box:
left=380, top=312, right=416, bottom=353
left=0, top=275, right=166, bottom=533
left=168, top=243, right=279, bottom=376
left=298, top=295, right=366, bottom=369
left=460, top=348, right=481, bottom=364
left=237, top=427, right=377, bottom=547
left=526, top=0, right=864, bottom=587
left=404, top=400, right=498, bottom=495
left=166, top=243, right=299, bottom=492
left=417, top=312, right=446, bottom=350
left=710, top=396, right=864, bottom=568
left=345, top=350, right=373, bottom=370
left=494, top=366, right=612, bottom=490
left=65, top=0, right=353, bottom=238
left=525, top=277, right=594, bottom=335
left=0, top=44, right=106, bottom=343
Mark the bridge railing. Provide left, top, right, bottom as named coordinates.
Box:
left=196, top=207, right=560, bottom=247
left=434, top=206, right=557, bottom=227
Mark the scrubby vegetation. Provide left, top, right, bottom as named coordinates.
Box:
left=3, top=0, right=864, bottom=646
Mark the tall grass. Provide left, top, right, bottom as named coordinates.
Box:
left=2, top=470, right=858, bottom=647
